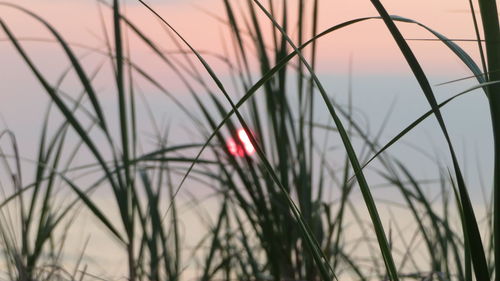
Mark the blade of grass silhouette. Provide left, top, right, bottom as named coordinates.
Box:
left=467, top=0, right=487, bottom=79
left=96, top=0, right=213, bottom=110
left=27, top=62, right=105, bottom=232
left=200, top=198, right=227, bottom=281
left=111, top=3, right=136, bottom=279
left=0, top=9, right=135, bottom=237
left=127, top=14, right=436, bottom=210
left=0, top=20, right=132, bottom=246
left=90, top=4, right=492, bottom=278
left=103, top=12, right=486, bottom=266
left=135, top=0, right=337, bottom=279
left=476, top=1, right=500, bottom=279
left=354, top=80, right=500, bottom=178
left=0, top=20, right=120, bottom=197
left=369, top=1, right=489, bottom=279
left=251, top=0, right=398, bottom=279
left=109, top=10, right=488, bottom=202
left=0, top=3, right=110, bottom=134
left=435, top=71, right=500, bottom=86
left=61, top=176, right=125, bottom=244
left=127, top=12, right=487, bottom=200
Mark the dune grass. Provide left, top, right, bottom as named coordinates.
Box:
left=0, top=0, right=499, bottom=280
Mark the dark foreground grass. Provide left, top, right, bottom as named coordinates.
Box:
left=0, top=0, right=498, bottom=280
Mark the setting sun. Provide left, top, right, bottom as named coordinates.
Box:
left=227, top=128, right=255, bottom=157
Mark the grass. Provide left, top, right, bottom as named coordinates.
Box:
left=0, top=0, right=498, bottom=280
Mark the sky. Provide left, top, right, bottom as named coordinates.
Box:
left=0, top=0, right=493, bottom=194
left=0, top=0, right=493, bottom=192
left=0, top=0, right=485, bottom=72
left=0, top=0, right=490, bottom=162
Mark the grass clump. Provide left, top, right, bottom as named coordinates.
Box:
left=0, top=0, right=499, bottom=280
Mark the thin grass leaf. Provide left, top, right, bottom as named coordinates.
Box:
left=369, top=1, right=489, bottom=279
left=358, top=81, right=500, bottom=173
left=252, top=1, right=398, bottom=279
left=475, top=1, right=500, bottom=279
left=135, top=1, right=338, bottom=279
left=0, top=2, right=109, bottom=133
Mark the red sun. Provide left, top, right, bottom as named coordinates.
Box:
left=226, top=128, right=256, bottom=157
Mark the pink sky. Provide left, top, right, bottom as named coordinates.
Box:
left=0, top=0, right=487, bottom=145
left=0, top=0, right=491, bottom=157
left=0, top=0, right=484, bottom=75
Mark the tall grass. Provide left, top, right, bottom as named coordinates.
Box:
left=474, top=1, right=500, bottom=281
left=0, top=59, right=108, bottom=280
left=369, top=0, right=500, bottom=280
left=0, top=2, right=189, bottom=280
left=0, top=0, right=498, bottom=280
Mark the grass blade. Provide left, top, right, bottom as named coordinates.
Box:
left=368, top=1, right=490, bottom=279
left=251, top=1, right=398, bottom=279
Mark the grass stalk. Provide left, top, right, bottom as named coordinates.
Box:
left=475, top=1, right=500, bottom=280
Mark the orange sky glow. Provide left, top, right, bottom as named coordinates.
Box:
left=0, top=0, right=485, bottom=75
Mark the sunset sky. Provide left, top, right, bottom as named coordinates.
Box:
left=0, top=0, right=493, bottom=200
left=0, top=0, right=484, bottom=73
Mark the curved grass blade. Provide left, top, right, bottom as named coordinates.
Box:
left=369, top=1, right=490, bottom=279
left=358, top=80, right=500, bottom=174
left=475, top=1, right=500, bottom=279
left=135, top=1, right=336, bottom=279
left=61, top=176, right=125, bottom=244
left=0, top=19, right=121, bottom=213
left=133, top=12, right=486, bottom=193
left=251, top=0, right=398, bottom=279
left=0, top=2, right=109, bottom=133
